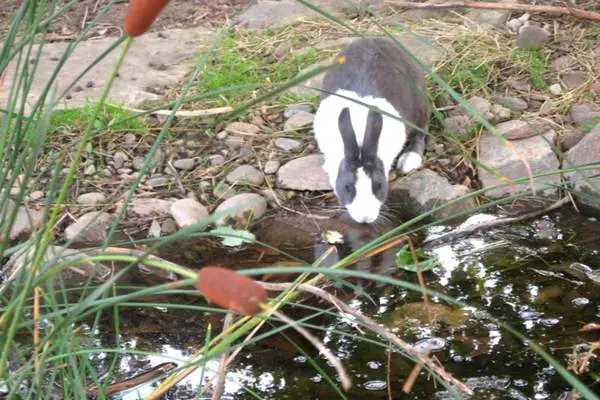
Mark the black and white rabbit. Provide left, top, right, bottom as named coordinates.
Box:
left=313, top=37, right=430, bottom=223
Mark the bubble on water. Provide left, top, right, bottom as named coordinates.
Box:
left=364, top=380, right=387, bottom=391
left=366, top=361, right=381, bottom=370
left=293, top=356, right=307, bottom=364
left=539, top=318, right=560, bottom=327
left=572, top=297, right=590, bottom=307
left=513, top=379, right=528, bottom=387
left=414, top=337, right=447, bottom=353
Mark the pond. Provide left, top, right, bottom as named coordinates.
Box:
left=91, top=209, right=600, bottom=399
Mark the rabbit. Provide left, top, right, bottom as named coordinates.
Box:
left=313, top=37, right=430, bottom=224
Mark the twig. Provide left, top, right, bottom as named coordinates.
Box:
left=258, top=281, right=473, bottom=395
left=109, top=104, right=234, bottom=118
left=385, top=1, right=600, bottom=22
left=403, top=361, right=424, bottom=394
left=407, top=238, right=429, bottom=306
left=387, top=349, right=393, bottom=400
left=422, top=196, right=570, bottom=249
left=211, top=313, right=233, bottom=400
left=33, top=286, right=41, bottom=386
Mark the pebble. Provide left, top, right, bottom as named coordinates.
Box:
left=276, top=154, right=332, bottom=191
left=275, top=138, right=302, bottom=152
left=494, top=119, right=549, bottom=140
left=213, top=183, right=235, bottom=200
left=571, top=103, right=600, bottom=126
left=161, top=218, right=178, bottom=234
left=169, top=199, right=209, bottom=228
left=284, top=103, right=312, bottom=119
left=226, top=121, right=260, bottom=135
left=491, top=104, right=512, bottom=122
left=214, top=193, right=268, bottom=225
left=77, top=192, right=106, bottom=205
left=209, top=154, right=226, bottom=166
left=561, top=71, right=587, bottom=90
left=173, top=158, right=197, bottom=171
left=283, top=110, right=314, bottom=131
left=444, top=115, right=472, bottom=137
left=516, top=23, right=551, bottom=50
left=491, top=95, right=528, bottom=112
left=84, top=165, right=96, bottom=176
left=128, top=198, right=173, bottom=218
left=132, top=156, right=145, bottom=171
left=147, top=175, right=170, bottom=187
left=124, top=133, right=136, bottom=144
left=549, top=83, right=563, bottom=96
left=264, top=160, right=281, bottom=174
left=113, top=151, right=128, bottom=169
left=28, top=191, right=44, bottom=201
left=216, top=130, right=228, bottom=140
left=64, top=211, right=113, bottom=245
left=103, top=168, right=113, bottom=177
left=226, top=164, right=264, bottom=186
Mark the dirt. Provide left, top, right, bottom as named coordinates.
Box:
left=0, top=0, right=250, bottom=38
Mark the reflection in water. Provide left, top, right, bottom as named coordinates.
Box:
left=94, top=211, right=599, bottom=399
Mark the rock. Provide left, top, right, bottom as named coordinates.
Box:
left=444, top=115, right=473, bottom=137
left=213, top=182, right=236, bottom=200
left=226, top=165, right=264, bottom=186
left=560, top=71, right=587, bottom=90
left=161, top=218, right=178, bottom=234
left=225, top=135, right=245, bottom=149
left=272, top=40, right=293, bottom=60
left=284, top=103, right=313, bottom=119
left=591, top=82, right=600, bottom=97
left=77, top=192, right=106, bottom=205
left=0, top=29, right=214, bottom=113
left=571, top=103, right=600, bottom=126
left=169, top=199, right=209, bottom=228
left=538, top=99, right=553, bottom=116
left=494, top=119, right=551, bottom=140
left=464, top=96, right=493, bottom=120
left=549, top=84, right=563, bottom=96
left=491, top=95, right=528, bottom=112
left=132, top=156, right=145, bottom=170
left=113, top=151, right=128, bottom=169
left=276, top=154, right=332, bottom=191
left=147, top=175, right=170, bottom=187
left=209, top=154, right=226, bottom=166
left=84, top=165, right=96, bottom=176
left=551, top=55, right=578, bottom=73
left=275, top=138, right=303, bottom=152
left=216, top=130, right=228, bottom=140
left=465, top=0, right=517, bottom=27
left=264, top=160, right=281, bottom=175
left=103, top=168, right=113, bottom=177
left=124, top=133, right=137, bottom=144
left=214, top=193, right=268, bottom=225
left=128, top=198, right=173, bottom=218
left=477, top=130, right=560, bottom=198
left=491, top=104, right=512, bottom=122
left=64, top=211, right=113, bottom=245
left=28, top=191, right=44, bottom=201
left=389, top=169, right=475, bottom=221
left=151, top=149, right=165, bottom=171
left=226, top=122, right=260, bottom=136
left=516, top=23, right=551, bottom=50
left=563, top=125, right=600, bottom=214
left=5, top=202, right=44, bottom=241
left=173, top=158, right=197, bottom=171
left=559, top=130, right=585, bottom=152
left=284, top=111, right=314, bottom=131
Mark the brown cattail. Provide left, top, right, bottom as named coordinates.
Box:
left=195, top=266, right=268, bottom=316
left=124, top=0, right=169, bottom=37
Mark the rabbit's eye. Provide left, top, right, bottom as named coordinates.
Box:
left=374, top=182, right=382, bottom=191
left=345, top=184, right=352, bottom=192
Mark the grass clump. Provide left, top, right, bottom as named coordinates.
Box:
left=511, top=48, right=549, bottom=90
left=49, top=102, right=145, bottom=134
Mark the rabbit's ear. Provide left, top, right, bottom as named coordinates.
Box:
left=361, top=109, right=383, bottom=162
left=339, top=107, right=359, bottom=162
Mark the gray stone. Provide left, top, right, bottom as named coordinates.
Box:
left=561, top=71, right=588, bottom=90
left=264, top=160, right=281, bottom=175
left=284, top=111, right=314, bottom=131
left=214, top=193, right=268, bottom=225
left=477, top=130, right=560, bottom=198
left=84, top=165, right=96, bottom=176
left=213, top=182, right=236, bottom=200
left=491, top=104, right=512, bottom=122
left=563, top=125, right=600, bottom=214
left=103, top=168, right=113, bottom=177
left=64, top=212, right=113, bottom=245
left=132, top=156, right=145, bottom=171
left=28, top=191, right=44, bottom=201
left=5, top=201, right=44, bottom=241
left=77, top=192, right=106, bottom=205
left=127, top=198, right=173, bottom=218
left=113, top=151, right=128, bottom=169
left=147, top=175, right=170, bottom=187
left=284, top=103, right=313, bottom=119
left=491, top=95, right=528, bottom=112
left=493, top=119, right=551, bottom=140
left=216, top=130, right=228, bottom=140
left=124, top=133, right=137, bottom=144
left=549, top=83, right=563, bottom=96
left=516, top=24, right=551, bottom=50
left=571, top=103, right=600, bottom=126
left=559, top=130, right=585, bottom=152
left=0, top=29, right=213, bottom=112
left=209, top=154, right=226, bottom=166
left=465, top=0, right=517, bottom=27
left=161, top=218, right=178, bottom=234
left=276, top=154, right=332, bottom=191
left=226, top=165, right=264, bottom=186
left=444, top=115, right=473, bottom=137
left=275, top=138, right=303, bottom=152
left=226, top=122, right=260, bottom=136
left=169, top=199, right=209, bottom=228
left=390, top=169, right=475, bottom=221
left=173, top=158, right=197, bottom=171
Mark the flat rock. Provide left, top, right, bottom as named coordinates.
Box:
left=64, top=212, right=114, bottom=245
left=549, top=84, right=563, bottom=96
left=563, top=124, right=600, bottom=214
left=77, top=192, right=106, bottom=205
left=147, top=175, right=170, bottom=187
left=494, top=119, right=551, bottom=140
left=226, top=122, right=260, bottom=136
left=127, top=198, right=173, bottom=218
left=559, top=130, right=585, bottom=152
left=226, top=164, right=264, bottom=186
left=560, top=71, right=588, bottom=90
left=6, top=202, right=45, bottom=241
left=264, top=160, right=281, bottom=175
left=284, top=110, right=314, bottom=131
left=213, top=193, right=268, bottom=225
left=276, top=154, right=332, bottom=191
left=209, top=154, right=226, bottom=166
left=477, top=130, right=560, bottom=198
left=169, top=199, right=209, bottom=228
left=389, top=169, right=475, bottom=221
left=1, top=29, right=213, bottom=112
left=284, top=103, right=313, bottom=119
left=275, top=138, right=303, bottom=152
left=491, top=95, right=528, bottom=112
left=173, top=158, right=198, bottom=171
left=465, top=0, right=517, bottom=27
left=516, top=24, right=551, bottom=50
left=571, top=103, right=600, bottom=126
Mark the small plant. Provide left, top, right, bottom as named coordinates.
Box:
left=512, top=48, right=549, bottom=90
left=395, top=244, right=439, bottom=273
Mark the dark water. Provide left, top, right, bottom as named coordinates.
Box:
left=93, top=210, right=600, bottom=399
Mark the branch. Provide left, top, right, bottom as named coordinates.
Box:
left=385, top=1, right=600, bottom=22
